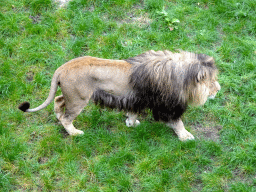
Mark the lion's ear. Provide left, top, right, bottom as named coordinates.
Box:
left=196, top=68, right=207, bottom=82
left=203, top=57, right=215, bottom=67
left=198, top=54, right=215, bottom=68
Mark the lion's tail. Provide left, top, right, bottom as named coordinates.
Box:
left=92, top=89, right=144, bottom=112
left=18, top=72, right=59, bottom=113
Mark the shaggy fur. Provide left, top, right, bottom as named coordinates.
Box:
left=92, top=50, right=217, bottom=122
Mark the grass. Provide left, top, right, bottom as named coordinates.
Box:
left=1, top=0, right=256, bottom=191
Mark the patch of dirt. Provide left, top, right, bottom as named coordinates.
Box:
left=119, top=12, right=152, bottom=27
left=29, top=15, right=41, bottom=24
left=55, top=1, right=151, bottom=27
left=229, top=168, right=256, bottom=190
left=191, top=121, right=223, bottom=141
left=26, top=71, right=34, bottom=82
left=38, top=157, right=49, bottom=164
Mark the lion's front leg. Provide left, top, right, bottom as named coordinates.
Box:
left=167, top=119, right=195, bottom=141
left=125, top=112, right=140, bottom=127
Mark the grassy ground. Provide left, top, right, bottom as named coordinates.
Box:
left=1, top=0, right=256, bottom=191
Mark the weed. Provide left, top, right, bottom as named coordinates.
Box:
left=157, top=8, right=180, bottom=31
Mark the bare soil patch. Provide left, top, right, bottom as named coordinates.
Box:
left=191, top=121, right=223, bottom=141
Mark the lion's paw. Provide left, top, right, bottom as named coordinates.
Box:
left=134, top=120, right=140, bottom=126
left=177, top=130, right=195, bottom=141
left=69, top=129, right=84, bottom=136
left=126, top=119, right=140, bottom=127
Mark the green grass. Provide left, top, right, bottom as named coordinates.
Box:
left=1, top=0, right=256, bottom=191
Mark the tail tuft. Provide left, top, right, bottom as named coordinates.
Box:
left=18, top=102, right=30, bottom=112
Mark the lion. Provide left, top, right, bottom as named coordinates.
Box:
left=18, top=50, right=221, bottom=141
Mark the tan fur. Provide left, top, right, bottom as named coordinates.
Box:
left=53, top=57, right=134, bottom=135
left=56, top=56, right=132, bottom=96
left=19, top=51, right=221, bottom=140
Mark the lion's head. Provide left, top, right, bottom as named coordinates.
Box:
left=190, top=77, right=221, bottom=106
left=179, top=51, right=221, bottom=106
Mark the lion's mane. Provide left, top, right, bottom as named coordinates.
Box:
left=92, top=50, right=217, bottom=122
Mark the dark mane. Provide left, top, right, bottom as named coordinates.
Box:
left=92, top=50, right=218, bottom=122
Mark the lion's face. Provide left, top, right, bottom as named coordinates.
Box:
left=190, top=80, right=221, bottom=106
left=208, top=81, right=221, bottom=100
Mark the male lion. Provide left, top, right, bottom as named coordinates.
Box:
left=19, top=50, right=221, bottom=141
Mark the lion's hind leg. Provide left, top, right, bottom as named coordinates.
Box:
left=59, top=104, right=86, bottom=136
left=54, top=95, right=65, bottom=120
left=57, top=96, right=91, bottom=136
left=126, top=112, right=140, bottom=127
